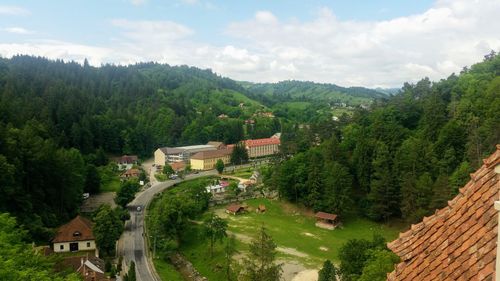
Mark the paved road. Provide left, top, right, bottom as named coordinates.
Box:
left=117, top=170, right=217, bottom=281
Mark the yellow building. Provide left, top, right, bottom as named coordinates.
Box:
left=190, top=149, right=232, bottom=170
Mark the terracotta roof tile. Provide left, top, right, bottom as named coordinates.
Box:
left=244, top=137, right=280, bottom=147
left=52, top=216, right=94, bottom=243
left=387, top=145, right=500, bottom=281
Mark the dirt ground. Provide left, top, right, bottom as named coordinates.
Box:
left=281, top=261, right=319, bottom=281
left=80, top=192, right=116, bottom=213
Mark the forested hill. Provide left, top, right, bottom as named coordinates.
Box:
left=268, top=52, right=499, bottom=227
left=0, top=55, right=283, bottom=240
left=241, top=80, right=387, bottom=106
left=0, top=56, right=281, bottom=157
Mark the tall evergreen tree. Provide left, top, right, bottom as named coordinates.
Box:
left=318, top=260, right=337, bottom=281
left=242, top=226, right=282, bottom=281
left=367, top=142, right=398, bottom=221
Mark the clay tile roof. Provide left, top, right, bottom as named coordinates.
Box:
left=52, top=216, right=94, bottom=243
left=226, top=204, right=244, bottom=213
left=122, top=168, right=140, bottom=176
left=244, top=138, right=280, bottom=147
left=190, top=148, right=233, bottom=160
left=315, top=212, right=338, bottom=221
left=387, top=145, right=500, bottom=281
left=170, top=162, right=186, bottom=171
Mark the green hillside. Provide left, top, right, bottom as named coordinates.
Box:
left=241, top=80, right=387, bottom=106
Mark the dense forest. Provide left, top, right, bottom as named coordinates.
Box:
left=267, top=51, right=500, bottom=224
left=0, top=55, right=382, bottom=241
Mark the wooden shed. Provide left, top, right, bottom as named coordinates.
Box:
left=315, top=212, right=340, bottom=230
left=226, top=204, right=245, bottom=215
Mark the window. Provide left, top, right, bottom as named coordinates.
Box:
left=73, top=231, right=81, bottom=237
left=87, top=242, right=91, bottom=248
left=60, top=245, right=64, bottom=250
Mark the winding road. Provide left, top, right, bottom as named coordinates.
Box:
left=117, top=170, right=217, bottom=281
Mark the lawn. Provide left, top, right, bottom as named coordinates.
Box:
left=224, top=168, right=254, bottom=179
left=180, top=198, right=403, bottom=280
left=154, top=258, right=184, bottom=281
left=100, top=177, right=121, bottom=192
left=98, top=164, right=121, bottom=192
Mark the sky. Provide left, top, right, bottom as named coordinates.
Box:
left=0, top=0, right=499, bottom=88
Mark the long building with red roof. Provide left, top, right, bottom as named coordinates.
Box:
left=244, top=136, right=280, bottom=158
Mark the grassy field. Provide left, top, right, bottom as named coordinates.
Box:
left=224, top=168, right=254, bottom=179
left=98, top=164, right=121, bottom=192
left=180, top=198, right=403, bottom=280
left=154, top=259, right=184, bottom=281
left=100, top=177, right=121, bottom=192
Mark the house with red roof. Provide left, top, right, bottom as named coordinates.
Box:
left=387, top=145, right=500, bottom=280
left=52, top=216, right=96, bottom=254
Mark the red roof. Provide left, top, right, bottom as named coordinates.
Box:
left=315, top=212, right=338, bottom=221
left=121, top=168, right=140, bottom=177
left=116, top=155, right=138, bottom=164
left=226, top=204, right=244, bottom=213
left=244, top=138, right=280, bottom=147
left=387, top=144, right=500, bottom=281
left=170, top=162, right=186, bottom=171
left=53, top=216, right=94, bottom=243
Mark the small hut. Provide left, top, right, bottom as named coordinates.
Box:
left=226, top=204, right=245, bottom=215
left=256, top=205, right=266, bottom=213
left=315, top=212, right=339, bottom=230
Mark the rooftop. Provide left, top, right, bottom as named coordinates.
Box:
left=52, top=216, right=94, bottom=243
left=158, top=147, right=184, bottom=155
left=315, top=212, right=338, bottom=221
left=191, top=148, right=233, bottom=160
left=226, top=204, right=244, bottom=213
left=244, top=137, right=281, bottom=147
left=387, top=145, right=500, bottom=281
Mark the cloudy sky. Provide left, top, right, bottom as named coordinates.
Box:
left=0, top=0, right=499, bottom=87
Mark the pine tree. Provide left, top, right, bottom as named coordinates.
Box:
left=368, top=142, right=398, bottom=221
left=242, top=226, right=282, bottom=281
left=318, top=260, right=337, bottom=281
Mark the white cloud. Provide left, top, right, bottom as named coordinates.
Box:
left=3, top=27, right=33, bottom=34
left=0, top=40, right=138, bottom=66
left=0, top=5, right=30, bottom=16
left=221, top=0, right=500, bottom=87
left=0, top=0, right=499, bottom=87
